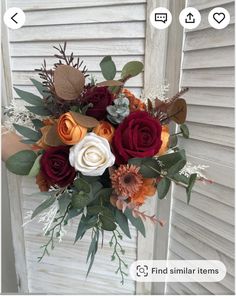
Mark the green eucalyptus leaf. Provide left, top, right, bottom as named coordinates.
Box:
left=31, top=78, right=48, bottom=96
left=172, top=173, right=189, bottom=185
left=128, top=157, right=161, bottom=178
left=115, top=209, right=131, bottom=239
left=124, top=208, right=145, bottom=237
left=14, top=87, right=43, bottom=106
left=158, top=149, right=186, bottom=169
left=28, top=154, right=42, bottom=177
left=100, top=56, right=116, bottom=80
left=32, top=119, right=44, bottom=130
left=58, top=193, right=71, bottom=215
left=157, top=177, right=171, bottom=199
left=71, top=192, right=90, bottom=209
left=186, top=173, right=197, bottom=204
left=180, top=124, right=190, bottom=139
left=74, top=214, right=87, bottom=243
left=21, top=139, right=38, bottom=144
left=168, top=159, right=186, bottom=176
left=121, top=61, right=144, bottom=80
left=25, top=105, right=51, bottom=116
left=13, top=123, right=41, bottom=141
left=100, top=215, right=116, bottom=231
left=74, top=178, right=91, bottom=193
left=6, top=150, right=37, bottom=175
left=31, top=195, right=56, bottom=219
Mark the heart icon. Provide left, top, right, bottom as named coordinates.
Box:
left=213, top=12, right=225, bottom=23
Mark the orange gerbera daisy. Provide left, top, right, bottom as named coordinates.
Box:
left=111, top=164, right=143, bottom=198
left=130, top=178, right=156, bottom=206
left=123, top=88, right=146, bottom=112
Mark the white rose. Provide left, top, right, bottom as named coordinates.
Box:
left=69, top=133, right=115, bottom=176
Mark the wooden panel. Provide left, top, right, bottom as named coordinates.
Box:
left=9, top=22, right=145, bottom=42
left=182, top=67, right=234, bottom=88
left=171, top=212, right=234, bottom=259
left=169, top=242, right=234, bottom=293
left=24, top=4, right=146, bottom=26
left=10, top=39, right=145, bottom=57
left=180, top=138, right=234, bottom=166
left=174, top=185, right=234, bottom=226
left=8, top=0, right=147, bottom=10
left=188, top=0, right=234, bottom=10
left=186, top=105, right=234, bottom=127
left=184, top=87, right=234, bottom=108
left=11, top=55, right=144, bottom=71
left=184, top=25, right=234, bottom=51
left=183, top=47, right=235, bottom=69
left=170, top=226, right=235, bottom=277
left=186, top=122, right=234, bottom=147
left=12, top=71, right=143, bottom=87
left=185, top=2, right=235, bottom=32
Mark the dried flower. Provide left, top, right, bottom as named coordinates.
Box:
left=130, top=178, right=156, bottom=206
left=111, top=164, right=143, bottom=197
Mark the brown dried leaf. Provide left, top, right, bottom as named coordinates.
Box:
left=36, top=172, right=50, bottom=192
left=147, top=99, right=153, bottom=112
left=54, top=65, right=85, bottom=100
left=167, top=98, right=187, bottom=124
left=155, top=98, right=168, bottom=113
left=96, top=80, right=123, bottom=87
left=70, top=111, right=99, bottom=128
left=44, top=124, right=64, bottom=146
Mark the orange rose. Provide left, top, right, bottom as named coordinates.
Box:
left=158, top=125, right=170, bottom=156
left=57, top=112, right=87, bottom=145
left=93, top=121, right=115, bottom=143
left=123, top=88, right=146, bottom=112
left=130, top=178, right=156, bottom=206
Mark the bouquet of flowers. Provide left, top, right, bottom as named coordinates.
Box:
left=5, top=43, right=207, bottom=283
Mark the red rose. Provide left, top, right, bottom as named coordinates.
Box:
left=40, top=146, right=76, bottom=187
left=112, top=111, right=162, bottom=164
left=83, top=86, right=113, bottom=120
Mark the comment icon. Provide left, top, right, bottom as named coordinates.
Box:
left=150, top=7, right=172, bottom=29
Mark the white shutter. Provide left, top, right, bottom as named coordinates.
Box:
left=6, top=0, right=147, bottom=293
left=166, top=0, right=235, bottom=295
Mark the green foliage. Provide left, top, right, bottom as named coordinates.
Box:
left=158, top=149, right=186, bottom=169
left=100, top=56, right=116, bottom=80
left=74, top=178, right=91, bottom=193
left=28, top=154, right=42, bottom=177
left=180, top=124, right=190, bottom=139
left=86, top=228, right=99, bottom=277
left=71, top=192, right=90, bottom=209
left=128, top=157, right=161, bottom=178
left=157, top=177, right=171, bottom=199
left=13, top=123, right=42, bottom=141
left=30, top=78, right=48, bottom=97
left=25, top=105, right=51, bottom=116
left=58, top=192, right=71, bottom=215
left=115, top=210, right=131, bottom=238
left=121, top=61, right=144, bottom=80
left=124, top=208, right=145, bottom=237
left=14, top=87, right=43, bottom=106
left=167, top=159, right=186, bottom=176
left=100, top=215, right=117, bottom=231
left=186, top=173, right=197, bottom=204
left=31, top=195, right=56, bottom=219
left=6, top=150, right=37, bottom=175
left=32, top=119, right=44, bottom=130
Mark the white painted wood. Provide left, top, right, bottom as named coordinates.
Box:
left=5, top=0, right=147, bottom=294
left=184, top=24, right=234, bottom=51
left=12, top=71, right=143, bottom=87
left=11, top=55, right=144, bottom=71
left=188, top=0, right=234, bottom=10
left=10, top=39, right=145, bottom=57
left=23, top=4, right=146, bottom=26
left=166, top=0, right=235, bottom=295
left=9, top=22, right=145, bottom=42
left=8, top=0, right=147, bottom=10
left=183, top=47, right=235, bottom=69
left=183, top=87, right=234, bottom=108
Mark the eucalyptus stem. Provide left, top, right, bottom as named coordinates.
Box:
left=37, top=205, right=70, bottom=262
left=110, top=230, right=128, bottom=284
